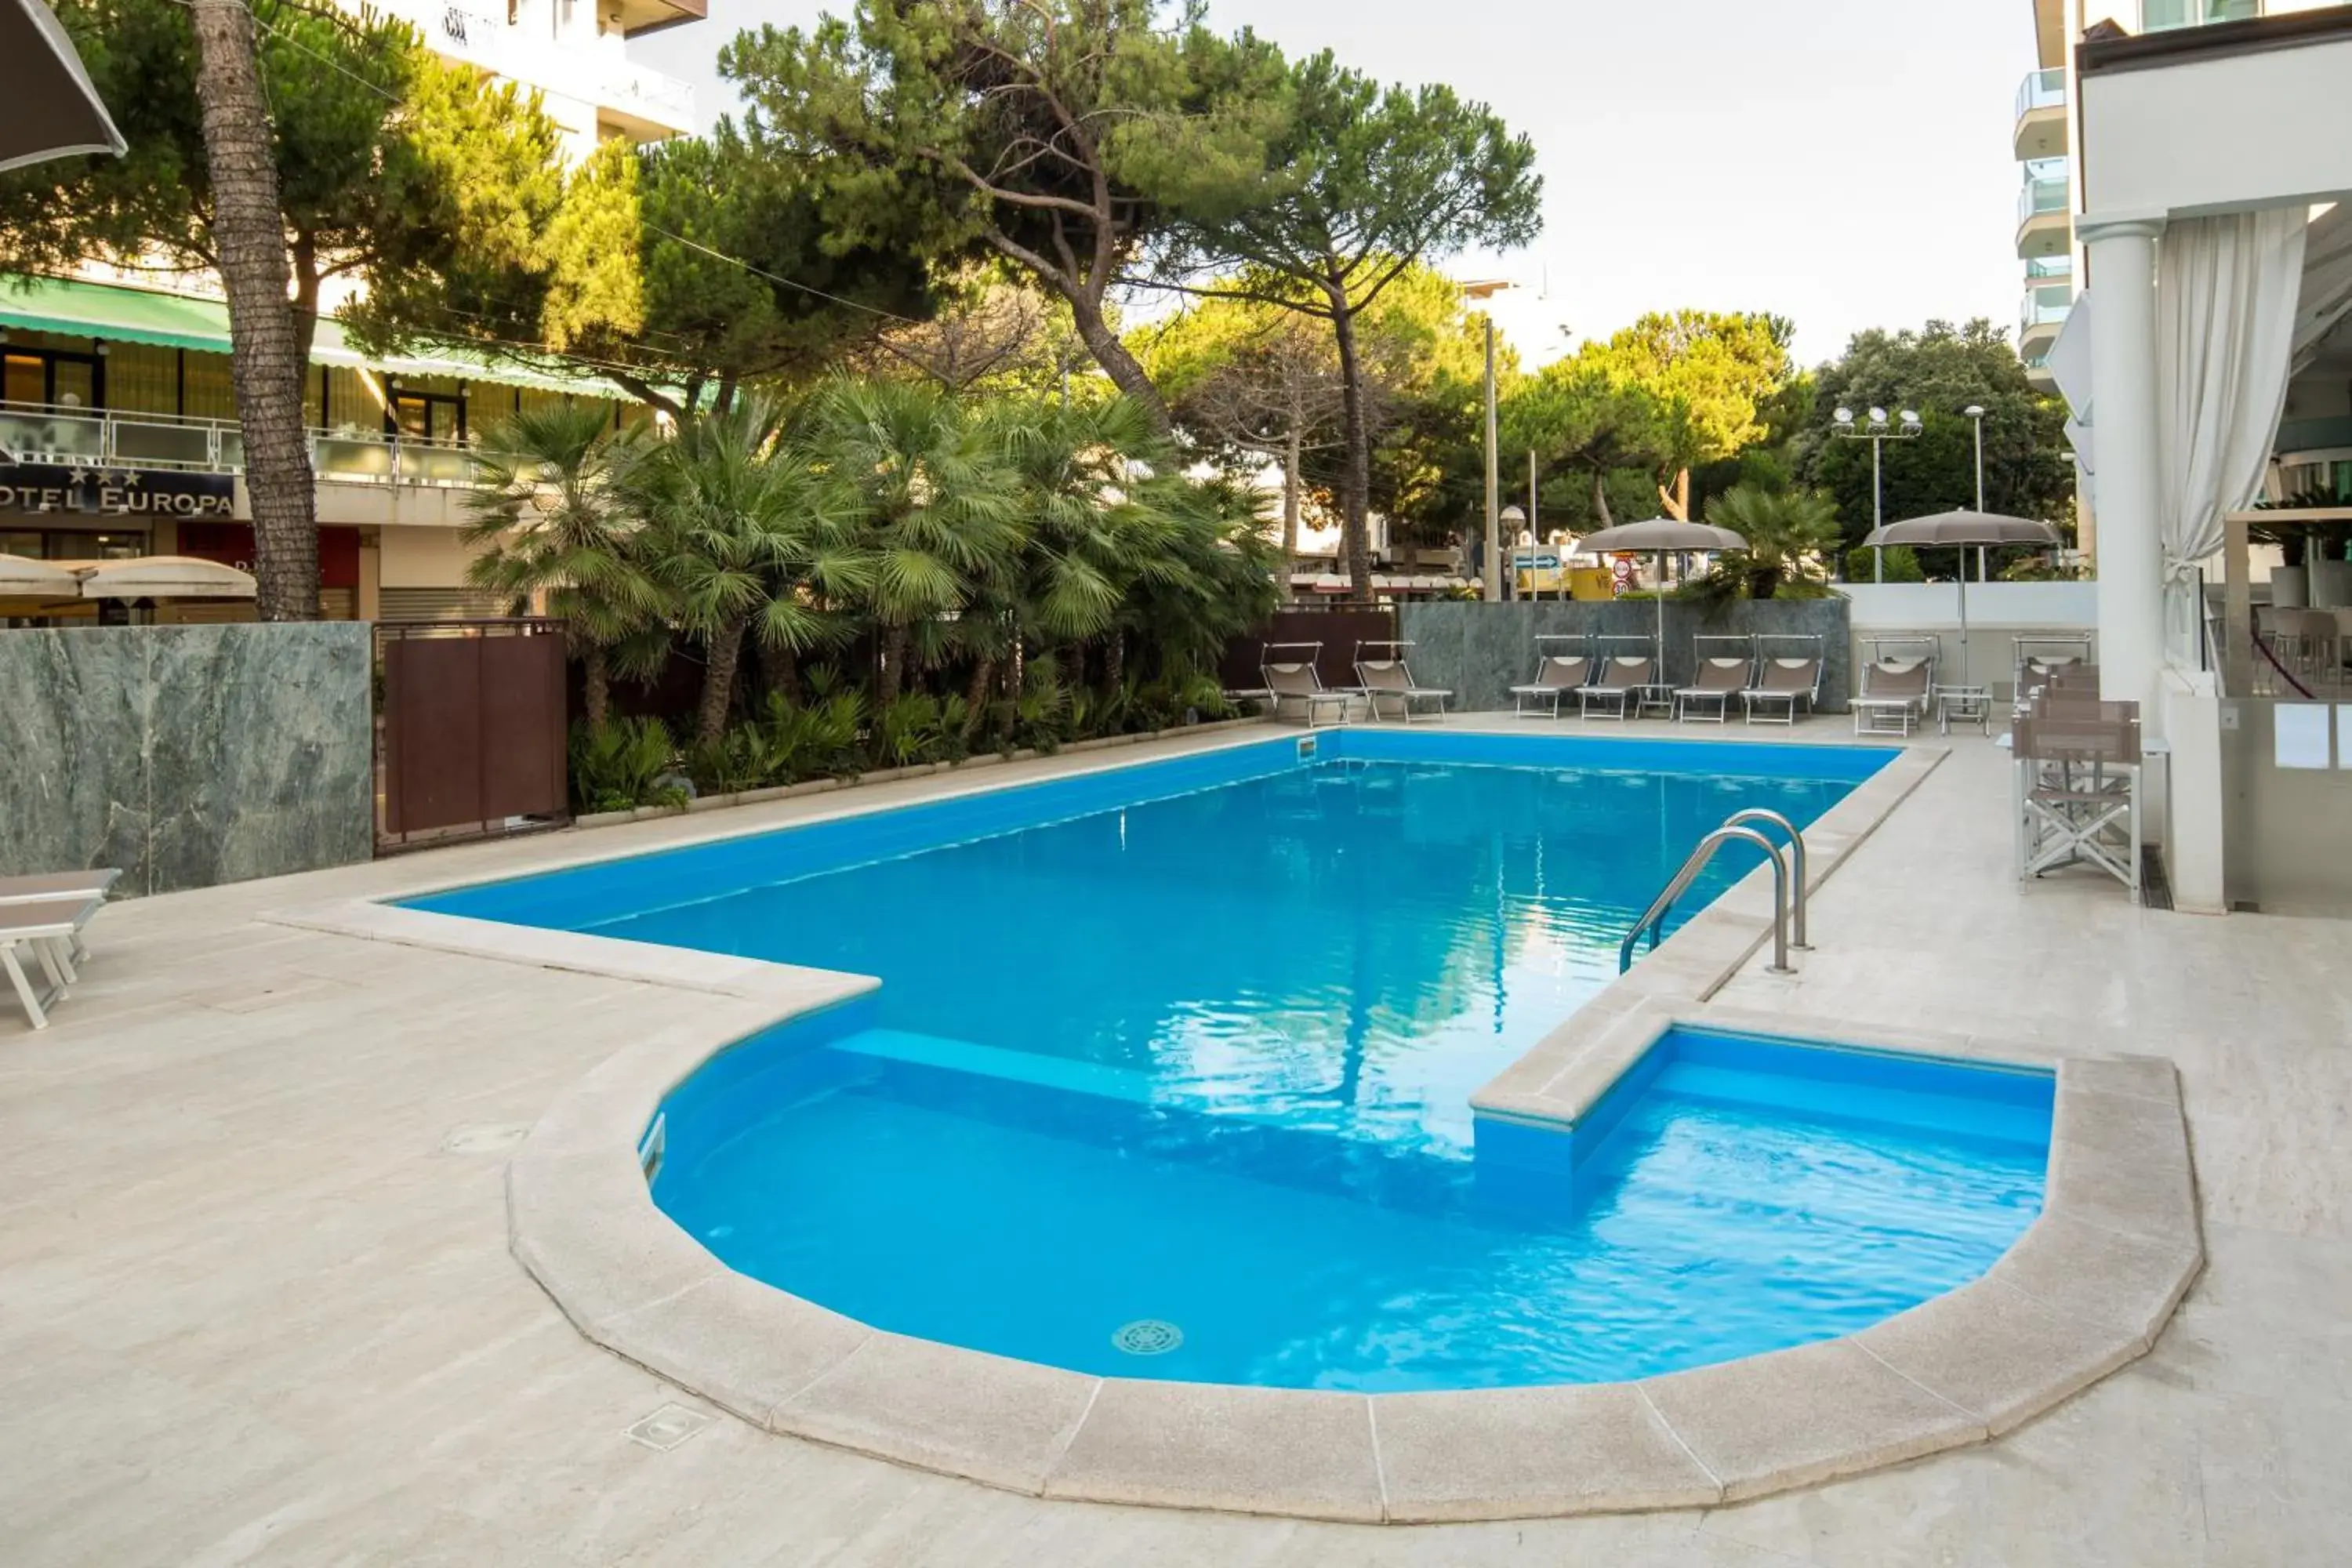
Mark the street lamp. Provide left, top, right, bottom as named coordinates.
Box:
left=1501, top=504, right=1526, bottom=600
left=1831, top=405, right=1922, bottom=581
left=1964, top=405, right=1987, bottom=582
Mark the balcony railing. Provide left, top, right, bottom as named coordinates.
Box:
left=2019, top=176, right=2070, bottom=227
left=2142, top=0, right=2260, bottom=32
left=2027, top=254, right=2074, bottom=281
left=0, top=401, right=481, bottom=488
left=2021, top=287, right=2074, bottom=339
left=2016, top=67, right=2066, bottom=120
left=2275, top=415, right=2352, bottom=456
left=378, top=0, right=695, bottom=128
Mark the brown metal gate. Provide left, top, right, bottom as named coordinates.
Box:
left=377, top=619, right=571, bottom=849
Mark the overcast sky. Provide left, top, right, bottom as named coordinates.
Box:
left=631, top=0, right=2033, bottom=371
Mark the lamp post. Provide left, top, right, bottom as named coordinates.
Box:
left=1831, top=405, right=1923, bottom=581
left=1964, top=404, right=1987, bottom=581
left=1500, top=504, right=1526, bottom=600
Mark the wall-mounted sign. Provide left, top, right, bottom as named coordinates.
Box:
left=0, top=463, right=236, bottom=518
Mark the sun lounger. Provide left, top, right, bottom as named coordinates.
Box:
left=1579, top=655, right=1654, bottom=720
left=1509, top=650, right=1591, bottom=718
left=0, top=869, right=119, bottom=962
left=1261, top=644, right=1352, bottom=728
left=2, top=894, right=104, bottom=1030
left=1741, top=656, right=1824, bottom=724
left=1852, top=657, right=1933, bottom=736
left=1353, top=644, right=1450, bottom=723
left=1675, top=657, right=1752, bottom=723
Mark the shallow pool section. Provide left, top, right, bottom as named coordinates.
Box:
left=652, top=1016, right=2052, bottom=1391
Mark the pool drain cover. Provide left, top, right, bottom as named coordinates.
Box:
left=1112, top=1319, right=1183, bottom=1356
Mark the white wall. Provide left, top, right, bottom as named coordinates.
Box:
left=1839, top=582, right=2100, bottom=629
left=2082, top=34, right=2352, bottom=218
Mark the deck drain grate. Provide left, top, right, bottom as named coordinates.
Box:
left=625, top=1403, right=713, bottom=1451
left=2140, top=845, right=2174, bottom=911
left=1112, top=1319, right=1183, bottom=1356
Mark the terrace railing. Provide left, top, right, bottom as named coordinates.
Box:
left=0, top=400, right=481, bottom=488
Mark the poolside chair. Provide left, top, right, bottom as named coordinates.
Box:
left=1741, top=655, right=1824, bottom=725
left=2014, top=707, right=2142, bottom=902
left=1578, top=655, right=1655, bottom=720
left=2, top=894, right=105, bottom=1030
left=1508, top=637, right=1591, bottom=719
left=1352, top=641, right=1450, bottom=723
left=1675, top=637, right=1755, bottom=724
left=0, top=869, right=119, bottom=964
left=1851, top=656, right=1934, bottom=737
left=1261, top=643, right=1352, bottom=728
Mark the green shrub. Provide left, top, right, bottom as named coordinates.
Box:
left=1845, top=544, right=1925, bottom=583
left=764, top=689, right=865, bottom=779
left=569, top=717, right=685, bottom=814
left=685, top=724, right=779, bottom=795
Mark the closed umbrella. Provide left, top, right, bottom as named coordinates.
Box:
left=1862, top=509, right=2062, bottom=684
left=0, top=0, right=125, bottom=174
left=1577, top=517, right=1747, bottom=682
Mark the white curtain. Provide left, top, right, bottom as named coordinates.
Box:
left=2156, top=209, right=2309, bottom=583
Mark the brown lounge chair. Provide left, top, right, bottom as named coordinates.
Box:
left=1510, top=652, right=1590, bottom=718
left=1741, top=656, right=1824, bottom=724
left=1260, top=644, right=1352, bottom=728
left=1353, top=648, right=1450, bottom=723
left=1675, top=657, right=1751, bottom=723
left=1851, top=657, right=1933, bottom=736
left=1578, top=655, right=1654, bottom=720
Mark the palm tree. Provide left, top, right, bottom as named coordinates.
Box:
left=463, top=401, right=659, bottom=728
left=187, top=0, right=318, bottom=620
left=621, top=396, right=867, bottom=744
left=801, top=379, right=1022, bottom=706
left=1704, top=482, right=1842, bottom=599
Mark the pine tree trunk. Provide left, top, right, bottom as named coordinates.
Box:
left=582, top=645, right=611, bottom=729
left=1591, top=469, right=1614, bottom=528
left=1065, top=289, right=1171, bottom=434
left=189, top=0, right=318, bottom=622
left=1327, top=286, right=1374, bottom=603
left=696, top=616, right=747, bottom=746
left=1280, top=426, right=1303, bottom=603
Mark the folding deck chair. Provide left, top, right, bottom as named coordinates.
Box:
left=1509, top=634, right=1591, bottom=719
left=1352, top=641, right=1450, bottom=723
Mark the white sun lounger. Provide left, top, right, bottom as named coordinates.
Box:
left=2, top=895, right=105, bottom=1030
left=0, top=869, right=120, bottom=963
left=1261, top=644, right=1352, bottom=728
left=1353, top=642, right=1450, bottom=723
left=1579, top=655, right=1655, bottom=720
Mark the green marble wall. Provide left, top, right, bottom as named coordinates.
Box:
left=0, top=622, right=372, bottom=895
left=1396, top=598, right=1855, bottom=714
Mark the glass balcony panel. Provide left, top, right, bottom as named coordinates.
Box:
left=2143, top=0, right=2259, bottom=31
left=2019, top=178, right=2071, bottom=225
left=399, top=442, right=477, bottom=485
left=2027, top=255, right=2074, bottom=281
left=0, top=405, right=106, bottom=463
left=2016, top=67, right=2066, bottom=119
left=314, top=433, right=391, bottom=481
left=108, top=419, right=216, bottom=467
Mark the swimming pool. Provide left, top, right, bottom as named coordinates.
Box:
left=419, top=730, right=2052, bottom=1391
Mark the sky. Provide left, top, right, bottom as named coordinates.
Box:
left=630, top=0, right=2034, bottom=371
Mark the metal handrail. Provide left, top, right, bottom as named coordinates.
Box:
left=1620, top=824, right=1793, bottom=976
left=1722, top=808, right=1808, bottom=949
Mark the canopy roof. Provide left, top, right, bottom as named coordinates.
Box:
left=0, top=551, right=79, bottom=596
left=59, top=556, right=256, bottom=599
left=0, top=276, right=640, bottom=400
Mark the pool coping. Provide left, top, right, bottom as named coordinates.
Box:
left=263, top=724, right=2204, bottom=1523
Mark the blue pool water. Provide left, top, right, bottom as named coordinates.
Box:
left=415, top=731, right=2053, bottom=1389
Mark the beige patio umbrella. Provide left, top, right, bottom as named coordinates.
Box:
left=1863, top=510, right=2063, bottom=684
left=0, top=552, right=82, bottom=598
left=1577, top=517, right=1748, bottom=679
left=0, top=0, right=126, bottom=174
left=66, top=556, right=258, bottom=599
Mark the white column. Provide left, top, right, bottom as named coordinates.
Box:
left=2082, top=216, right=2166, bottom=717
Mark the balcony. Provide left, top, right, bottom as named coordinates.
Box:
left=378, top=0, right=695, bottom=137
left=2014, top=67, right=2068, bottom=161
left=2275, top=414, right=2352, bottom=457
left=2141, top=0, right=2261, bottom=31
left=2020, top=285, right=2073, bottom=359
left=2016, top=158, right=2071, bottom=259
left=0, top=401, right=481, bottom=488
left=2026, top=254, right=2074, bottom=282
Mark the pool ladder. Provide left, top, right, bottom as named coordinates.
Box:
left=1619, top=809, right=1809, bottom=975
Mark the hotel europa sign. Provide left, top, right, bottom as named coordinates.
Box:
left=0, top=463, right=236, bottom=518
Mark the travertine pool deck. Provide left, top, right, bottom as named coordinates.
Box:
left=4, top=715, right=2348, bottom=1564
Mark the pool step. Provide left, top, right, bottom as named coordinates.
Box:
left=830, top=1029, right=1157, bottom=1106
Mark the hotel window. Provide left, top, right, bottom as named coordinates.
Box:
left=2, top=347, right=100, bottom=408
left=2142, top=0, right=2259, bottom=31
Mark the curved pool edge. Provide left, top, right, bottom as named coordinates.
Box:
left=505, top=998, right=2201, bottom=1524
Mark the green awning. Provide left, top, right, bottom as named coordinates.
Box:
left=0, top=275, right=641, bottom=399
